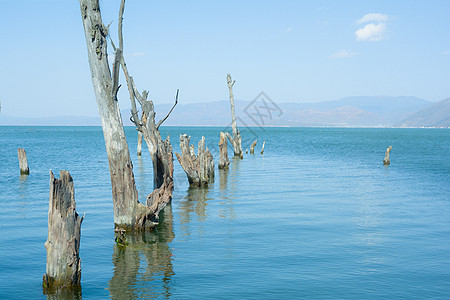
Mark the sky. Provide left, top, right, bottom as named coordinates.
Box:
left=0, top=0, right=449, bottom=118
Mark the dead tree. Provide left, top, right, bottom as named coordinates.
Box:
left=249, top=140, right=257, bottom=154
left=218, top=132, right=230, bottom=169
left=175, top=135, right=214, bottom=186
left=226, top=74, right=243, bottom=158
left=383, top=146, right=392, bottom=165
left=79, top=0, right=171, bottom=231
left=260, top=141, right=265, bottom=154
left=18, top=148, right=29, bottom=175
left=43, top=170, right=83, bottom=293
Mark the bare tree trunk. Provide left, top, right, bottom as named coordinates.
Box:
left=383, top=146, right=392, bottom=165
left=218, top=132, right=230, bottom=169
left=249, top=140, right=257, bottom=154
left=18, top=148, right=30, bottom=175
left=175, top=135, right=214, bottom=186
left=260, top=141, right=265, bottom=154
left=79, top=0, right=158, bottom=231
left=137, top=131, right=143, bottom=156
left=226, top=74, right=243, bottom=158
left=43, top=170, right=83, bottom=293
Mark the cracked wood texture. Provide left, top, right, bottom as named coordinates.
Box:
left=218, top=132, right=230, bottom=169
left=79, top=0, right=159, bottom=230
left=18, top=147, right=30, bottom=175
left=43, top=170, right=83, bottom=293
left=175, top=135, right=214, bottom=186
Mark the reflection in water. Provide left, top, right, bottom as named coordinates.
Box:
left=18, top=174, right=29, bottom=205
left=45, top=288, right=82, bottom=300
left=178, top=186, right=210, bottom=237
left=218, top=160, right=238, bottom=220
left=109, top=206, right=175, bottom=299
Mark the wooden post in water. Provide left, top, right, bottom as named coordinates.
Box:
left=18, top=148, right=29, bottom=175
left=260, top=141, right=265, bottom=155
left=250, top=140, right=257, bottom=154
left=137, top=131, right=143, bottom=156
left=43, top=170, right=83, bottom=293
left=218, top=132, right=230, bottom=169
left=175, top=134, right=214, bottom=186
left=383, top=146, right=392, bottom=165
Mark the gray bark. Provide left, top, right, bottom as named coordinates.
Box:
left=383, top=146, right=392, bottom=165
left=175, top=135, right=214, bottom=186
left=250, top=140, right=257, bottom=154
left=18, top=148, right=29, bottom=175
left=226, top=74, right=243, bottom=158
left=43, top=170, right=83, bottom=293
left=79, top=0, right=160, bottom=231
left=218, top=132, right=230, bottom=169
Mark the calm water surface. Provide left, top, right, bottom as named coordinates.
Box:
left=0, top=126, right=449, bottom=299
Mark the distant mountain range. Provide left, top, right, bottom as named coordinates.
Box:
left=1, top=96, right=449, bottom=128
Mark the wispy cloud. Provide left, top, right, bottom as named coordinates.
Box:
left=442, top=50, right=450, bottom=55
left=286, top=27, right=293, bottom=33
left=355, top=13, right=389, bottom=42
left=132, top=52, right=145, bottom=57
left=357, top=13, right=388, bottom=25
left=329, top=50, right=358, bottom=59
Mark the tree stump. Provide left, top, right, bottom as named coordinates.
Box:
left=383, top=146, right=392, bottom=165
left=250, top=140, right=257, bottom=154
left=218, top=132, right=230, bottom=169
left=137, top=131, right=143, bottom=156
left=43, top=170, right=83, bottom=293
left=175, top=135, right=214, bottom=186
left=260, top=141, right=265, bottom=154
left=18, top=148, right=30, bottom=175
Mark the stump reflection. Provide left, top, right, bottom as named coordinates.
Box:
left=108, top=206, right=175, bottom=299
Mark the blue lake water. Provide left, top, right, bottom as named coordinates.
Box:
left=0, top=126, right=449, bottom=299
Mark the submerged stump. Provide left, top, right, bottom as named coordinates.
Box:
left=383, top=146, right=392, bottom=165
left=260, top=141, right=265, bottom=155
left=218, top=132, right=230, bottom=169
left=43, top=170, right=83, bottom=293
left=175, top=134, right=214, bottom=186
left=250, top=140, right=257, bottom=154
left=18, top=148, right=30, bottom=175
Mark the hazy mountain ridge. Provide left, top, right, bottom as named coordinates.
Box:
left=397, top=98, right=450, bottom=128
left=2, top=96, right=448, bottom=128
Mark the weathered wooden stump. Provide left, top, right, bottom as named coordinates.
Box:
left=218, top=132, right=230, bottom=169
left=18, top=148, right=30, bottom=175
left=43, top=170, right=83, bottom=293
left=383, top=146, right=392, bottom=165
left=137, top=131, right=143, bottom=156
left=175, top=134, right=214, bottom=186
left=226, top=74, right=243, bottom=158
left=260, top=141, right=265, bottom=154
left=250, top=140, right=257, bottom=154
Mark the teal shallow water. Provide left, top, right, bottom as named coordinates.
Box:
left=0, top=126, right=449, bottom=299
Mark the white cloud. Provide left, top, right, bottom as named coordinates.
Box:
left=329, top=50, right=358, bottom=59
left=286, top=27, right=293, bottom=32
left=357, top=13, right=388, bottom=25
left=132, top=52, right=145, bottom=57
left=355, top=22, right=387, bottom=41
left=442, top=50, right=450, bottom=55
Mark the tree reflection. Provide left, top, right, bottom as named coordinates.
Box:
left=108, top=206, right=175, bottom=299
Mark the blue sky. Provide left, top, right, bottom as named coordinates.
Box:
left=1, top=0, right=449, bottom=118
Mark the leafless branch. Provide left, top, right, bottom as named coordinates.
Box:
left=156, top=89, right=179, bottom=129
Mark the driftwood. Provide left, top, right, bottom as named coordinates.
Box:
left=175, top=135, right=214, bottom=186
left=383, top=146, right=392, bottom=165
left=43, top=170, right=83, bottom=293
left=226, top=74, right=243, bottom=158
left=79, top=0, right=171, bottom=231
left=250, top=140, right=257, bottom=154
left=218, top=132, right=230, bottom=169
left=18, top=148, right=29, bottom=175
left=260, top=141, right=265, bottom=154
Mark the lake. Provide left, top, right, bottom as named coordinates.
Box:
left=0, top=126, right=449, bottom=299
